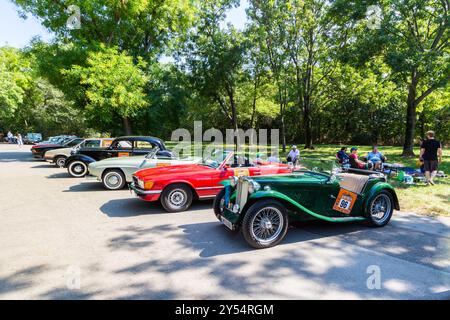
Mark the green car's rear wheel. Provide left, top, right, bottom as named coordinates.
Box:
left=102, top=169, right=126, bottom=190
left=366, top=190, right=394, bottom=227
left=242, top=200, right=289, bottom=249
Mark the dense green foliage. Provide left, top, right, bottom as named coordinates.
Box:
left=0, top=0, right=448, bottom=153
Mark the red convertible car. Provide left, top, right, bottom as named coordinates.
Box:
left=130, top=151, right=292, bottom=212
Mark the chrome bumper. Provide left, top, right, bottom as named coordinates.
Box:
left=129, top=183, right=162, bottom=195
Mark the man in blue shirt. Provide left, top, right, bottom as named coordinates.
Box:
left=367, top=145, right=386, bottom=170
left=336, top=147, right=350, bottom=168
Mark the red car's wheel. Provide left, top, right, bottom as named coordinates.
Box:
left=160, top=184, right=193, bottom=213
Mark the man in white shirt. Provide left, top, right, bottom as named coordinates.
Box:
left=7, top=131, right=13, bottom=143
left=287, top=145, right=300, bottom=167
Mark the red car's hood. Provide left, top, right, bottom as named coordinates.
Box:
left=134, top=163, right=212, bottom=180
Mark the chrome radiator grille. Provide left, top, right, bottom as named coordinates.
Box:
left=235, top=177, right=250, bottom=212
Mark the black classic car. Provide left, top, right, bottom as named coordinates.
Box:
left=30, top=137, right=83, bottom=159
left=64, top=136, right=174, bottom=177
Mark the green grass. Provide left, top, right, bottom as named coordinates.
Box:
left=165, top=142, right=449, bottom=216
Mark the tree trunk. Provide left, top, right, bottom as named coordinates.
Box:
left=122, top=117, right=132, bottom=135
left=303, top=99, right=314, bottom=149
left=402, top=70, right=419, bottom=157
left=280, top=111, right=286, bottom=153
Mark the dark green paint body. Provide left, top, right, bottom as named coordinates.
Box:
left=220, top=171, right=399, bottom=225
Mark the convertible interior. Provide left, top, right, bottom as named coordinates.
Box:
left=336, top=173, right=370, bottom=194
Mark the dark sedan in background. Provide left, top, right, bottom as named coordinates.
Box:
left=31, top=137, right=83, bottom=159
left=64, top=136, right=174, bottom=177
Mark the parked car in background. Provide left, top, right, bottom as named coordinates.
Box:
left=44, top=138, right=114, bottom=168
left=214, top=160, right=399, bottom=249
left=31, top=137, right=82, bottom=159
left=88, top=147, right=202, bottom=190
left=65, top=136, right=174, bottom=178
left=130, top=151, right=293, bottom=213
left=38, top=135, right=76, bottom=145
left=23, top=133, right=43, bottom=145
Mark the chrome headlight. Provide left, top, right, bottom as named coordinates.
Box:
left=229, top=176, right=238, bottom=187
left=137, top=179, right=145, bottom=189
left=248, top=180, right=261, bottom=194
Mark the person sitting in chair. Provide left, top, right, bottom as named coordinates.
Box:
left=367, top=145, right=386, bottom=171
left=336, top=147, right=350, bottom=168
left=349, top=147, right=371, bottom=170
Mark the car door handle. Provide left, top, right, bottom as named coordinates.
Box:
left=330, top=195, right=336, bottom=199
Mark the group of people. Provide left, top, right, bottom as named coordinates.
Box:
left=334, top=130, right=443, bottom=186
left=6, top=131, right=23, bottom=147
left=336, top=145, right=386, bottom=170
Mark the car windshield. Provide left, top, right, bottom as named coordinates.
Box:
left=201, top=150, right=230, bottom=168
left=64, top=138, right=84, bottom=147
left=296, top=158, right=339, bottom=177
left=145, top=147, right=159, bottom=159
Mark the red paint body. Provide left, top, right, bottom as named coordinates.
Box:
left=133, top=162, right=291, bottom=202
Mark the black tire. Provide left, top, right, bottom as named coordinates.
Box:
left=241, top=200, right=289, bottom=249
left=67, top=160, right=88, bottom=178
left=160, top=184, right=193, bottom=213
left=54, top=156, right=67, bottom=168
left=102, top=169, right=126, bottom=190
left=213, top=188, right=227, bottom=220
left=366, top=190, right=394, bottom=227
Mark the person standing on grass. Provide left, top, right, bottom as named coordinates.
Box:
left=17, top=133, right=23, bottom=147
left=420, top=131, right=442, bottom=185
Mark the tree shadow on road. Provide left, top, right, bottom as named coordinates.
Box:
left=100, top=199, right=213, bottom=218
left=63, top=182, right=107, bottom=192
left=0, top=265, right=48, bottom=297
left=0, top=151, right=35, bottom=162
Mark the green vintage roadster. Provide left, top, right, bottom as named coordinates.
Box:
left=214, top=161, right=399, bottom=249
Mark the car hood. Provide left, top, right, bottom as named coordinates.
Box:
left=90, top=155, right=146, bottom=167
left=46, top=147, right=72, bottom=155
left=134, top=163, right=212, bottom=180
left=251, top=172, right=330, bottom=184
left=32, top=143, right=61, bottom=148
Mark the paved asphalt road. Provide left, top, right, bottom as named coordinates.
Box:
left=0, top=144, right=449, bottom=299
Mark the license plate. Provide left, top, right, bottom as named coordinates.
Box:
left=220, top=216, right=234, bottom=230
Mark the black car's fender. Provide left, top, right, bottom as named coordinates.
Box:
left=64, top=154, right=97, bottom=168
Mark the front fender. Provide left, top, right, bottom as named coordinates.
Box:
left=364, top=182, right=400, bottom=211
left=65, top=154, right=96, bottom=168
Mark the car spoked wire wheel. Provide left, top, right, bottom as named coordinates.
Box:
left=366, top=190, right=394, bottom=227
left=102, top=169, right=126, bottom=190
left=213, top=188, right=226, bottom=220
left=54, top=156, right=67, bottom=168
left=242, top=200, right=289, bottom=249
left=68, top=161, right=88, bottom=178
left=161, top=184, right=193, bottom=213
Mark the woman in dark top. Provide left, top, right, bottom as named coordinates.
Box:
left=420, top=131, right=443, bottom=185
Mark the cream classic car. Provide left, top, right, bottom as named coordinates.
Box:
left=87, top=148, right=202, bottom=190
left=45, top=138, right=114, bottom=168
